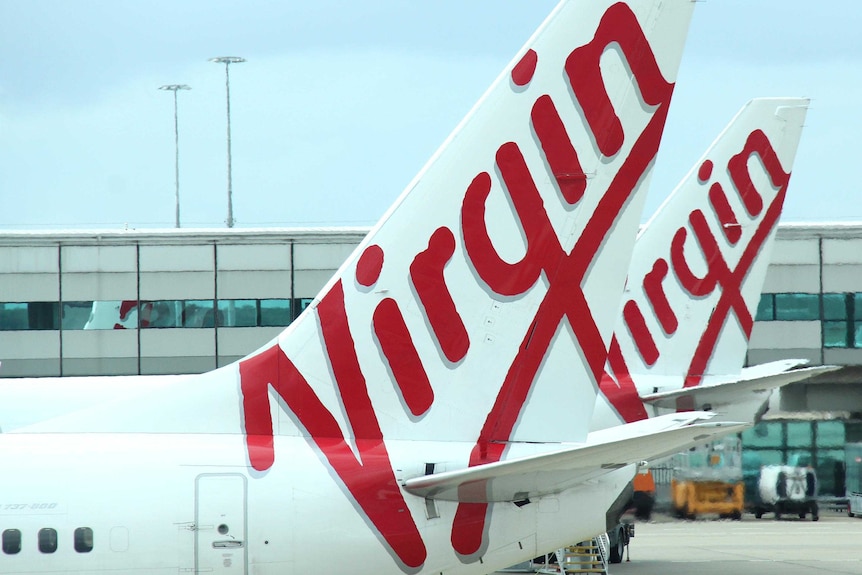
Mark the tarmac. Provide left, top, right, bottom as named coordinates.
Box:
left=610, top=510, right=862, bottom=575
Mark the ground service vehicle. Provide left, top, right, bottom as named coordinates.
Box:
left=670, top=437, right=744, bottom=520
left=753, top=465, right=819, bottom=520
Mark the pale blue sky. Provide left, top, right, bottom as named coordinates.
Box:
left=1, top=1, right=859, bottom=229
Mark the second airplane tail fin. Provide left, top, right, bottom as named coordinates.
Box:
left=611, top=98, right=810, bottom=385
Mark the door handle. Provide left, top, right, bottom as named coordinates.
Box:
left=212, top=540, right=245, bottom=549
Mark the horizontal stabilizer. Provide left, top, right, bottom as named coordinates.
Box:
left=640, top=363, right=840, bottom=410
left=402, top=413, right=746, bottom=503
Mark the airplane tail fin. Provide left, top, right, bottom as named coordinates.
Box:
left=237, top=0, right=695, bottom=458
left=610, top=98, right=809, bottom=384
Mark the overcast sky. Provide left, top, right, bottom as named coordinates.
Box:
left=1, top=1, right=860, bottom=230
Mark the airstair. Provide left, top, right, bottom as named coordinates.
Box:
left=554, top=533, right=610, bottom=574
left=495, top=534, right=610, bottom=575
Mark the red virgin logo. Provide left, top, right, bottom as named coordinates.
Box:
left=603, top=128, right=793, bottom=420
left=239, top=3, right=676, bottom=570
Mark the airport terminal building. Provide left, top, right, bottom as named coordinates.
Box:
left=2, top=223, right=862, bottom=496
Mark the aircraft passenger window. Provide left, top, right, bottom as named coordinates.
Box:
left=2, top=529, right=22, bottom=555
left=38, top=528, right=58, bottom=553
left=74, top=527, right=94, bottom=553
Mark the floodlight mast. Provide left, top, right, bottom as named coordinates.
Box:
left=210, top=56, right=246, bottom=228
left=158, top=84, right=191, bottom=228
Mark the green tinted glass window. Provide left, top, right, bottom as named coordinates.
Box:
left=741, top=422, right=783, bottom=448
left=140, top=300, right=182, bottom=328
left=855, top=293, right=862, bottom=320
left=787, top=450, right=814, bottom=467
left=815, top=450, right=846, bottom=496
left=745, top=449, right=784, bottom=467
left=294, top=298, right=314, bottom=320
left=182, top=300, right=216, bottom=328
left=823, top=320, right=849, bottom=348
left=755, top=294, right=775, bottom=321
left=61, top=301, right=95, bottom=330
left=260, top=299, right=292, bottom=327
left=218, top=300, right=257, bottom=327
left=774, top=293, right=819, bottom=320
left=0, top=302, right=30, bottom=330
left=786, top=421, right=813, bottom=448
left=822, top=293, right=848, bottom=320
left=0, top=302, right=59, bottom=330
left=816, top=421, right=846, bottom=447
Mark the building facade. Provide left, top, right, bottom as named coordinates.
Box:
left=0, top=228, right=366, bottom=377
left=2, top=223, right=861, bottom=497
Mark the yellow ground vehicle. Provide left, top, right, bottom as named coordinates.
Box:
left=671, top=478, right=744, bottom=519
left=670, top=437, right=744, bottom=520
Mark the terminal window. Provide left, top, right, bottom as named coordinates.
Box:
left=756, top=292, right=862, bottom=348
left=0, top=299, right=304, bottom=331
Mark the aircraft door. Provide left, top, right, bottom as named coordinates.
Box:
left=195, top=474, right=248, bottom=575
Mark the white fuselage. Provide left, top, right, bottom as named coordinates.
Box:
left=0, top=432, right=632, bottom=575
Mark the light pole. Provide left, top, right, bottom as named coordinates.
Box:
left=210, top=56, right=245, bottom=228
left=158, top=84, right=191, bottom=228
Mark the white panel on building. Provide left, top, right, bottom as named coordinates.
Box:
left=0, top=246, right=58, bottom=273
left=749, top=321, right=821, bottom=350
left=770, top=238, right=819, bottom=265
left=822, top=264, right=862, bottom=293
left=140, top=272, right=214, bottom=300
left=293, top=243, right=357, bottom=270
left=62, top=272, right=137, bottom=301
left=294, top=269, right=337, bottom=298
left=62, top=330, right=138, bottom=359
left=217, top=327, right=282, bottom=359
left=140, top=329, right=215, bottom=357
left=823, top=239, right=862, bottom=265
left=217, top=271, right=291, bottom=299
left=0, top=331, right=61, bottom=359
left=824, top=348, right=862, bottom=366
left=141, top=356, right=214, bottom=375
left=139, top=245, right=213, bottom=272
left=62, top=357, right=138, bottom=377
left=217, top=244, right=291, bottom=271
left=762, top=264, right=820, bottom=294
left=0, top=274, right=59, bottom=301
left=61, top=245, right=137, bottom=273
left=748, top=348, right=821, bottom=367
